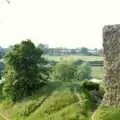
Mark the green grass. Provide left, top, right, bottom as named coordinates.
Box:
left=91, top=66, right=104, bottom=79
left=0, top=81, right=95, bottom=120
left=92, top=106, right=120, bottom=120
left=44, top=55, right=103, bottom=62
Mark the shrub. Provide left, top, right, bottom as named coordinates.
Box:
left=72, top=59, right=84, bottom=66
left=82, top=80, right=99, bottom=91
left=51, top=61, right=92, bottom=82
left=75, top=62, right=91, bottom=81
left=51, top=62, right=76, bottom=81
left=0, top=62, right=5, bottom=79
left=3, top=40, right=48, bottom=101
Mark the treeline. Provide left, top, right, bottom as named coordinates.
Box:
left=0, top=44, right=103, bottom=58
left=38, top=44, right=103, bottom=56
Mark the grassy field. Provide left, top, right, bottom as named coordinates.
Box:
left=0, top=81, right=96, bottom=120
left=44, top=55, right=103, bottom=62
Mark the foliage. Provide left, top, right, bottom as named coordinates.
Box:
left=3, top=40, right=48, bottom=101
left=38, top=43, right=49, bottom=54
left=80, top=47, right=88, bottom=55
left=82, top=80, right=99, bottom=91
left=0, top=62, right=5, bottom=79
left=51, top=62, right=76, bottom=81
left=51, top=61, right=92, bottom=82
left=72, top=59, right=84, bottom=65
left=75, top=62, right=91, bottom=81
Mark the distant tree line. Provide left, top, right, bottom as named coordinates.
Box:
left=38, top=43, right=103, bottom=56
left=0, top=44, right=103, bottom=59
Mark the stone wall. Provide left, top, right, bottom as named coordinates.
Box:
left=102, top=25, right=120, bottom=106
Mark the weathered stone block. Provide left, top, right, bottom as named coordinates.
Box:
left=102, top=24, right=120, bottom=106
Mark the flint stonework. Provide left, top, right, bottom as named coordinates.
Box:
left=102, top=25, right=120, bottom=106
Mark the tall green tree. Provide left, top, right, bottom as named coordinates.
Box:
left=3, top=40, right=47, bottom=101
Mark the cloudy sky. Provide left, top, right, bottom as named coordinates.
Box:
left=0, top=0, right=120, bottom=48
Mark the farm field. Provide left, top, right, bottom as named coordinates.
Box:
left=44, top=55, right=103, bottom=62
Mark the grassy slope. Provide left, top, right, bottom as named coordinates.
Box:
left=0, top=81, right=95, bottom=120
left=0, top=116, right=4, bottom=120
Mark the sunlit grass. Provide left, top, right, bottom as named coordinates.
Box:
left=44, top=55, right=103, bottom=62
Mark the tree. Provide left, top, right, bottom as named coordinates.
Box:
left=75, top=62, right=91, bottom=81
left=80, top=47, right=88, bottom=55
left=38, top=43, right=49, bottom=54
left=3, top=40, right=47, bottom=101
left=51, top=62, right=76, bottom=81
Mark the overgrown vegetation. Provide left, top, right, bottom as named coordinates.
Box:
left=2, top=40, right=48, bottom=101
left=0, top=81, right=102, bottom=120
left=51, top=61, right=91, bottom=81
left=0, top=40, right=104, bottom=120
left=75, top=62, right=91, bottom=80
left=51, top=62, right=76, bottom=81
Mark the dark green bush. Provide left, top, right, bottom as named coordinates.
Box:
left=0, top=82, right=4, bottom=100
left=0, top=62, right=5, bottom=79
left=72, top=59, right=84, bottom=66
left=82, top=80, right=99, bottom=91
